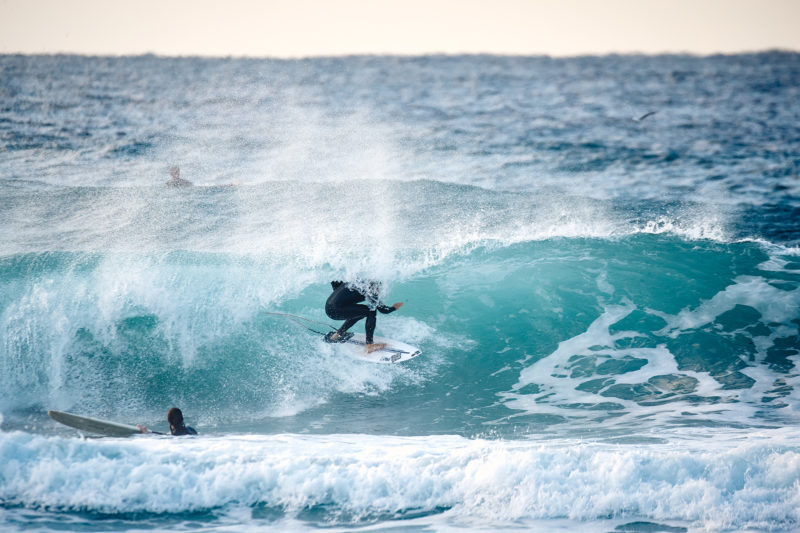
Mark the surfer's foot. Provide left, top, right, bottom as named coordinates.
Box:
left=324, top=332, right=352, bottom=343
left=365, top=343, right=387, bottom=353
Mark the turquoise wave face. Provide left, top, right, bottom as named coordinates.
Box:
left=2, top=235, right=798, bottom=437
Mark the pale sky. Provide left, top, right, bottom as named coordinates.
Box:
left=1, top=0, right=799, bottom=57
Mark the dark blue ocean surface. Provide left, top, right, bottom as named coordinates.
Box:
left=2, top=53, right=799, bottom=242
left=1, top=53, right=799, bottom=532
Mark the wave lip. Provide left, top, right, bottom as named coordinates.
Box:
left=1, top=431, right=799, bottom=530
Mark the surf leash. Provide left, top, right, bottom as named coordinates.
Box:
left=260, top=311, right=336, bottom=337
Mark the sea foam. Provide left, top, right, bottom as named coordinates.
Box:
left=1, top=430, right=798, bottom=530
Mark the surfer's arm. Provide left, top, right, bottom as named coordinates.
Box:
left=377, top=302, right=403, bottom=314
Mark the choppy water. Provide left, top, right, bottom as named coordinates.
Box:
left=1, top=52, right=799, bottom=532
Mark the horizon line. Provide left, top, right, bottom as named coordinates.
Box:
left=2, top=47, right=798, bottom=60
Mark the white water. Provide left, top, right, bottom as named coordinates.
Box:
left=1, top=428, right=798, bottom=531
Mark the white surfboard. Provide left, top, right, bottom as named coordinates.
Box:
left=48, top=410, right=147, bottom=437
left=330, top=333, right=421, bottom=364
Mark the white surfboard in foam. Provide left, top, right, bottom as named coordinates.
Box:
left=331, top=333, right=422, bottom=364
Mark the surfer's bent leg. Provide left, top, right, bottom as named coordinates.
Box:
left=332, top=304, right=371, bottom=336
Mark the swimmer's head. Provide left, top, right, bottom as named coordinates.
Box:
left=167, top=407, right=184, bottom=428
left=169, top=166, right=180, bottom=179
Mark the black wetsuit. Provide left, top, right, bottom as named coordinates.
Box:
left=170, top=425, right=197, bottom=436
left=325, top=281, right=396, bottom=344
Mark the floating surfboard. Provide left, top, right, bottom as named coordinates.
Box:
left=328, top=333, right=422, bottom=364
left=48, top=410, right=146, bottom=437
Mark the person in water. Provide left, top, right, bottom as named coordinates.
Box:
left=167, top=407, right=197, bottom=435
left=324, top=280, right=403, bottom=353
left=165, top=165, right=192, bottom=187
left=137, top=407, right=197, bottom=436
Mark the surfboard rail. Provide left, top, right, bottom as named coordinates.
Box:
left=48, top=410, right=148, bottom=437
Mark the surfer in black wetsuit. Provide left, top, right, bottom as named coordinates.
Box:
left=137, top=407, right=197, bottom=436
left=324, top=280, right=403, bottom=353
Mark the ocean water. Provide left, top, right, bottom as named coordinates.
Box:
left=1, top=52, right=799, bottom=532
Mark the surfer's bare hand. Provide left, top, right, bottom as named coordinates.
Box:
left=137, top=425, right=148, bottom=433
left=393, top=302, right=403, bottom=310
